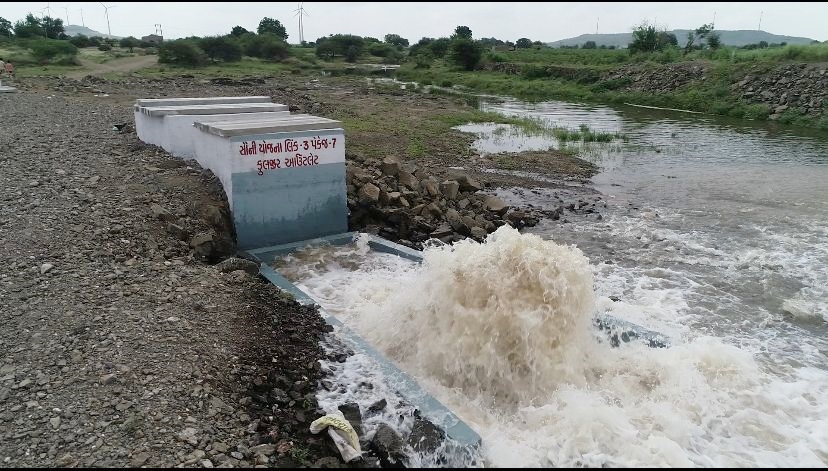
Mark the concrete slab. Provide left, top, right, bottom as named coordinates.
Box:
left=0, top=85, right=16, bottom=93
left=194, top=116, right=343, bottom=137
left=139, top=102, right=287, bottom=116
left=134, top=102, right=288, bottom=148
left=163, top=111, right=292, bottom=159
left=134, top=96, right=271, bottom=107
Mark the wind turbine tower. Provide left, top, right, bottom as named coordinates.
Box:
left=100, top=2, right=115, bottom=37
left=294, top=2, right=309, bottom=43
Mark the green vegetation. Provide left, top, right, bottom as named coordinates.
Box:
left=2, top=9, right=825, bottom=130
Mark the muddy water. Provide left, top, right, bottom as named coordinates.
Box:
left=276, top=97, right=828, bottom=467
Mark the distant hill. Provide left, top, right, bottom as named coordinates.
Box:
left=547, top=30, right=817, bottom=48
left=64, top=24, right=121, bottom=40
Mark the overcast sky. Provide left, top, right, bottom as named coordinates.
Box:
left=3, top=2, right=826, bottom=43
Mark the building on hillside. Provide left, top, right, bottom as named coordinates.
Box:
left=141, top=34, right=163, bottom=44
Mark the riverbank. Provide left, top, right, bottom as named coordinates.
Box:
left=395, top=55, right=828, bottom=130
left=0, top=72, right=602, bottom=467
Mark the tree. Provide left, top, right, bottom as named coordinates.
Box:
left=345, top=45, right=359, bottom=62
left=230, top=26, right=250, bottom=37
left=706, top=31, right=721, bottom=50
left=685, top=23, right=713, bottom=54
left=452, top=25, right=472, bottom=40
left=448, top=37, right=482, bottom=70
left=0, top=17, right=12, bottom=37
left=41, top=16, right=64, bottom=39
left=629, top=21, right=674, bottom=53
left=199, top=36, right=243, bottom=62
left=14, top=13, right=45, bottom=38
left=515, top=37, right=532, bottom=49
left=384, top=33, right=409, bottom=48
left=257, top=17, right=287, bottom=40
left=119, top=36, right=140, bottom=52
left=583, top=40, right=597, bottom=49
left=758, top=40, right=768, bottom=49
left=429, top=37, right=451, bottom=58
left=314, top=34, right=365, bottom=59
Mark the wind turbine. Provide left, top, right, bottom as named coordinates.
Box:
left=62, top=6, right=70, bottom=25
left=294, top=2, right=309, bottom=44
left=100, top=2, right=116, bottom=37
left=77, top=8, right=85, bottom=27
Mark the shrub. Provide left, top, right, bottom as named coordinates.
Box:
left=98, top=43, right=112, bottom=51
left=244, top=34, right=290, bottom=61
left=29, top=38, right=79, bottom=64
left=158, top=39, right=208, bottom=66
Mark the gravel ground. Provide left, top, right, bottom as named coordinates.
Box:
left=0, top=89, right=358, bottom=468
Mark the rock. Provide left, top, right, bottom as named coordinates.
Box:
left=56, top=453, right=75, bottom=467
left=201, top=459, right=214, bottom=468
left=445, top=208, right=464, bottom=232
left=313, top=457, right=343, bottom=468
left=150, top=203, right=175, bottom=222
left=166, top=223, right=190, bottom=241
left=249, top=444, right=276, bottom=457
left=421, top=179, right=439, bottom=197
left=50, top=417, right=61, bottom=429
left=366, top=399, right=387, bottom=415
left=370, top=424, right=406, bottom=468
left=430, top=224, right=453, bottom=239
left=40, top=263, right=54, bottom=274
left=177, top=427, right=199, bottom=446
left=397, top=171, right=418, bottom=190
left=358, top=183, right=381, bottom=204
left=338, top=402, right=363, bottom=437
left=407, top=416, right=445, bottom=454
left=215, top=257, right=259, bottom=276
left=131, top=452, right=151, bottom=467
left=17, top=378, right=32, bottom=389
left=380, top=157, right=401, bottom=177
left=483, top=195, right=510, bottom=215
left=456, top=175, right=483, bottom=192
left=439, top=180, right=460, bottom=200
left=470, top=226, right=488, bottom=239
left=190, top=231, right=214, bottom=248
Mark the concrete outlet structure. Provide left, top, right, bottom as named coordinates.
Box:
left=132, top=96, right=484, bottom=461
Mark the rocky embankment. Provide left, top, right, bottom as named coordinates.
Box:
left=731, top=63, right=828, bottom=119
left=602, top=61, right=828, bottom=120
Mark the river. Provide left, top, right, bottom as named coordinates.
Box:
left=274, top=96, right=828, bottom=467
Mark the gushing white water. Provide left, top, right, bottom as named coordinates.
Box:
left=274, top=227, right=828, bottom=467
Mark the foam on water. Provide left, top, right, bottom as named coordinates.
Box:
left=274, top=227, right=828, bottom=467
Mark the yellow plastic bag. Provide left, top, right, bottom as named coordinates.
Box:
left=309, top=411, right=362, bottom=462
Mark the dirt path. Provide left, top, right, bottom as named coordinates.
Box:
left=67, top=54, right=158, bottom=79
